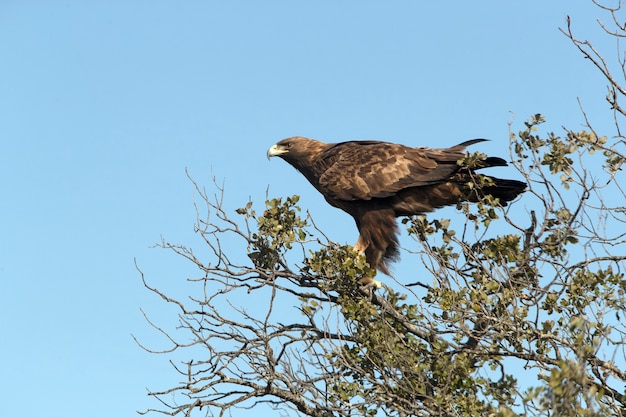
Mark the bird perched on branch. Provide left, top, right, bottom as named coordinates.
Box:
left=267, top=137, right=525, bottom=287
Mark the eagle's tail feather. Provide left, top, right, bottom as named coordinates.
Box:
left=470, top=177, right=527, bottom=205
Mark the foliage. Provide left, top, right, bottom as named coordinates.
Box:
left=137, top=3, right=626, bottom=416
left=237, top=195, right=309, bottom=270
left=136, top=110, right=626, bottom=416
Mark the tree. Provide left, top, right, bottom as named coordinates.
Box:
left=137, top=3, right=626, bottom=416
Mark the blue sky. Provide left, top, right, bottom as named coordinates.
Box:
left=0, top=2, right=619, bottom=416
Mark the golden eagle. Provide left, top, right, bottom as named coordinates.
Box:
left=267, top=137, right=525, bottom=286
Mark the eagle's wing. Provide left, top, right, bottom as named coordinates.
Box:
left=317, top=140, right=482, bottom=201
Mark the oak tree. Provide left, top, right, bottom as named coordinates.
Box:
left=137, top=3, right=626, bottom=416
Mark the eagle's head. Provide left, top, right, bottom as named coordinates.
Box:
left=267, top=137, right=331, bottom=186
left=266, top=139, right=291, bottom=159
left=267, top=137, right=327, bottom=162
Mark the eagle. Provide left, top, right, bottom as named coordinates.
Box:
left=267, top=137, right=525, bottom=286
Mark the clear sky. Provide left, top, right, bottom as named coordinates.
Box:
left=0, top=2, right=619, bottom=416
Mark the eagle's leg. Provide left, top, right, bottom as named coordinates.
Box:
left=353, top=235, right=367, bottom=255
left=354, top=237, right=382, bottom=288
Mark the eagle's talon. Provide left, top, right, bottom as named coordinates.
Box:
left=369, top=280, right=383, bottom=289
left=358, top=277, right=382, bottom=289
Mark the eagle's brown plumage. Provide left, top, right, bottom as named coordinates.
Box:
left=267, top=136, right=526, bottom=285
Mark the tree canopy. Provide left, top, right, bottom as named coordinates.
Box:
left=137, top=4, right=626, bottom=416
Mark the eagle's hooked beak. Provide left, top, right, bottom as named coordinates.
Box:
left=267, top=143, right=288, bottom=160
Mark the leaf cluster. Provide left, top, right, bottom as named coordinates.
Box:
left=237, top=195, right=309, bottom=269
